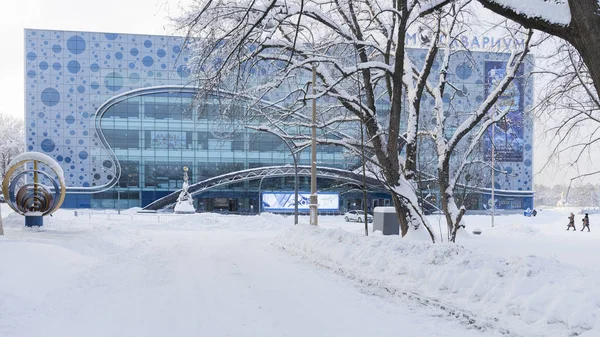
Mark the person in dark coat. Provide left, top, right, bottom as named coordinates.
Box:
left=567, top=212, right=576, bottom=231
left=581, top=213, right=591, bottom=232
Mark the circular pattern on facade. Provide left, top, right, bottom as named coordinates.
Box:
left=67, top=60, right=81, bottom=74
left=142, top=56, right=154, bottom=67
left=52, top=44, right=62, bottom=53
left=104, top=33, right=119, bottom=40
left=104, top=72, right=124, bottom=91
left=40, top=139, right=56, bottom=152
left=129, top=73, right=140, bottom=83
left=67, top=35, right=86, bottom=55
left=455, top=62, right=472, bottom=80
left=177, top=65, right=191, bottom=78
left=41, top=87, right=60, bottom=106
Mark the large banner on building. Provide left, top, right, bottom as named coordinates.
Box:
left=262, top=192, right=339, bottom=211
left=484, top=61, right=524, bottom=162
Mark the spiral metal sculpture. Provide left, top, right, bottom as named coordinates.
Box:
left=2, top=153, right=65, bottom=226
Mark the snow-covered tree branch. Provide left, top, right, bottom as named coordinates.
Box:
left=0, top=113, right=25, bottom=181
left=176, top=0, right=455, bottom=240
left=416, top=8, right=533, bottom=242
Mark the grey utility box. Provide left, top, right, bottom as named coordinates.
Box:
left=373, top=207, right=400, bottom=235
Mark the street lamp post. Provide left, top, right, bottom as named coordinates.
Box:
left=310, top=65, right=318, bottom=226
left=258, top=175, right=266, bottom=215
left=491, top=123, right=495, bottom=228
left=249, top=127, right=299, bottom=225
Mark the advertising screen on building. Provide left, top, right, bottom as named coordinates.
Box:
left=262, top=192, right=339, bottom=211
left=484, top=61, right=524, bottom=162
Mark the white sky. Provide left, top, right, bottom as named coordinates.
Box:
left=0, top=0, right=593, bottom=187
left=0, top=0, right=186, bottom=119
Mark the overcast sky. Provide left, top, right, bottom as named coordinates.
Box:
left=0, top=0, right=186, bottom=118
left=0, top=0, right=594, bottom=188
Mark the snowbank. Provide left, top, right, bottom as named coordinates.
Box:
left=3, top=209, right=292, bottom=232
left=274, top=225, right=600, bottom=337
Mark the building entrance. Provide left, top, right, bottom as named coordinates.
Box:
left=203, top=197, right=239, bottom=213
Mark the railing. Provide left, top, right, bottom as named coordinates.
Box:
left=73, top=209, right=347, bottom=222
left=73, top=210, right=190, bottom=223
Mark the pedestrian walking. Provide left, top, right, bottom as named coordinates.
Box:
left=581, top=213, right=591, bottom=232
left=567, top=212, right=576, bottom=231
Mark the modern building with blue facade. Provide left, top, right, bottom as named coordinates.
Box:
left=24, top=29, right=535, bottom=211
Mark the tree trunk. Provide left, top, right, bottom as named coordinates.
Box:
left=438, top=157, right=465, bottom=242
left=566, top=0, right=600, bottom=99
left=438, top=161, right=453, bottom=239
left=391, top=191, right=410, bottom=236
left=0, top=204, right=4, bottom=236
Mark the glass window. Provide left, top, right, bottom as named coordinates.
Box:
left=231, top=132, right=245, bottom=151
left=144, top=162, right=192, bottom=189
left=103, top=130, right=139, bottom=149
left=198, top=132, right=209, bottom=149
left=248, top=132, right=284, bottom=152
left=119, top=161, right=139, bottom=187
left=104, top=101, right=139, bottom=118
left=145, top=131, right=190, bottom=150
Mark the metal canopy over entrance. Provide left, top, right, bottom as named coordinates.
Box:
left=143, top=165, right=386, bottom=211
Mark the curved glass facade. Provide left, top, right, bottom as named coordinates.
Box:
left=93, top=87, right=350, bottom=210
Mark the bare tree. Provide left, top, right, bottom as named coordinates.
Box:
left=176, top=0, right=454, bottom=239
left=0, top=112, right=22, bottom=237
left=176, top=0, right=532, bottom=242
left=422, top=0, right=600, bottom=103
left=532, top=37, right=600, bottom=200
left=0, top=113, right=24, bottom=180
left=410, top=7, right=534, bottom=241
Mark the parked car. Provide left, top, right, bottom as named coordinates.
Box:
left=344, top=210, right=373, bottom=223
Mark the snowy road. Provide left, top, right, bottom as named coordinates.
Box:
left=1, top=222, right=498, bottom=337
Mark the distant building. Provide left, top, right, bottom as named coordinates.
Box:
left=24, top=29, right=534, bottom=211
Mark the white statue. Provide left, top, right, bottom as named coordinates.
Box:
left=174, top=166, right=196, bottom=213
left=556, top=191, right=566, bottom=207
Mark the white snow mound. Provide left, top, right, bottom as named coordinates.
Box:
left=274, top=225, right=599, bottom=337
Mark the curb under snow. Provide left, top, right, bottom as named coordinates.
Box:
left=274, top=225, right=599, bottom=337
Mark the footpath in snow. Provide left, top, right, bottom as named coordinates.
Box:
left=1, top=207, right=500, bottom=337
left=276, top=208, right=600, bottom=337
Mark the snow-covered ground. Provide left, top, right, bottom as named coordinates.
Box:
left=0, top=204, right=598, bottom=336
